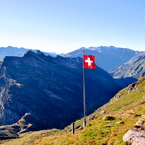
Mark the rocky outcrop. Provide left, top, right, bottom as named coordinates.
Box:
left=123, top=115, right=145, bottom=145
left=0, top=113, right=36, bottom=139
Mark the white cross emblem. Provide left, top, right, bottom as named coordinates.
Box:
left=85, top=58, right=93, bottom=66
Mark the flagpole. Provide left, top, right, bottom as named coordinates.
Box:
left=82, top=50, right=86, bottom=128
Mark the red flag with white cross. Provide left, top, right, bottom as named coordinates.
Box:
left=83, top=55, right=96, bottom=69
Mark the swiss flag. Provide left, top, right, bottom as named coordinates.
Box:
left=83, top=55, right=96, bottom=69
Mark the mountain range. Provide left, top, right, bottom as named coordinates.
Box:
left=0, top=46, right=142, bottom=72
left=0, top=50, right=121, bottom=131
left=64, top=46, right=141, bottom=72
left=0, top=46, right=57, bottom=61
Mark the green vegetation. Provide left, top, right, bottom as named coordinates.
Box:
left=2, top=77, right=145, bottom=145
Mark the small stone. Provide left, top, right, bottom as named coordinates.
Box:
left=141, top=115, right=145, bottom=119
left=135, top=118, right=145, bottom=125
left=115, top=121, right=124, bottom=124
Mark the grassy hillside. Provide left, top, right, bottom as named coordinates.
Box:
left=2, top=77, right=145, bottom=145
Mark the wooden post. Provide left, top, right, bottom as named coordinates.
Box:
left=71, top=122, right=75, bottom=134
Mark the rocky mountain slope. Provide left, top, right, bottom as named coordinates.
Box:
left=111, top=52, right=145, bottom=87
left=0, top=46, right=57, bottom=60
left=0, top=50, right=121, bottom=131
left=2, top=77, right=145, bottom=145
left=64, top=46, right=140, bottom=72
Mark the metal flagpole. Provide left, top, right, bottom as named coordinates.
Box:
left=82, top=50, right=86, bottom=128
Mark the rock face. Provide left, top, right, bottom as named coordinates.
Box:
left=0, top=50, right=121, bottom=130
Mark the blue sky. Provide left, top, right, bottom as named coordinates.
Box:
left=0, top=0, right=145, bottom=53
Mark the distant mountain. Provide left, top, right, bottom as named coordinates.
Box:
left=111, top=52, right=145, bottom=87
left=64, top=46, right=141, bottom=72
left=0, top=50, right=121, bottom=130
left=0, top=46, right=57, bottom=60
